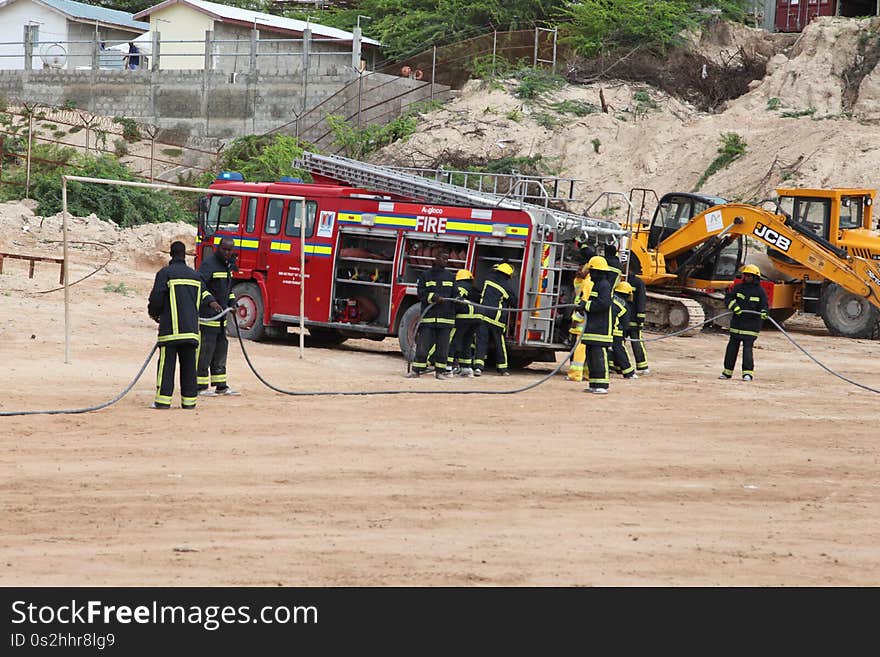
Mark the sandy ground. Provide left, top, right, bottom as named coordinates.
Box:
left=2, top=251, right=879, bottom=587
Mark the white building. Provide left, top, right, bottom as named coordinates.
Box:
left=0, top=0, right=147, bottom=70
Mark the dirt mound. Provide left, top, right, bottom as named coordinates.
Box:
left=0, top=200, right=195, bottom=290
left=374, top=17, right=880, bottom=209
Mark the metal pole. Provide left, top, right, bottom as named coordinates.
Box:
left=492, top=31, right=497, bottom=77
left=25, top=108, right=34, bottom=199
left=302, top=28, right=311, bottom=116
left=533, top=27, right=538, bottom=67
left=431, top=45, right=436, bottom=100
left=62, top=176, right=70, bottom=364
left=149, top=132, right=155, bottom=182
left=300, top=214, right=305, bottom=359
left=357, top=71, right=363, bottom=129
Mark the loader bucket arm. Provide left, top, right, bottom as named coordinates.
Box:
left=656, top=204, right=880, bottom=310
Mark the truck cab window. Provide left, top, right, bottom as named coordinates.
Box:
left=838, top=197, right=863, bottom=230
left=285, top=200, right=318, bottom=238
left=660, top=197, right=693, bottom=229
left=265, top=199, right=284, bottom=235
left=246, top=198, right=258, bottom=233
left=793, top=198, right=830, bottom=239
left=206, top=196, right=241, bottom=234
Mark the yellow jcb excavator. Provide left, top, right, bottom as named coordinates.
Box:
left=623, top=188, right=880, bottom=339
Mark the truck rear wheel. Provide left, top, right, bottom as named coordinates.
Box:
left=819, top=283, right=880, bottom=338
left=397, top=304, right=421, bottom=361
left=228, top=282, right=266, bottom=341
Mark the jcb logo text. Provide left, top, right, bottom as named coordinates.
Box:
left=753, top=223, right=791, bottom=252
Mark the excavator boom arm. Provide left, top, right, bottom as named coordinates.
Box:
left=658, top=204, right=880, bottom=308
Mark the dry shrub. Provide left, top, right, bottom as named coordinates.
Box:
left=567, top=46, right=767, bottom=112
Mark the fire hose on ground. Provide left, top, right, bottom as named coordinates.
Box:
left=2, top=308, right=879, bottom=417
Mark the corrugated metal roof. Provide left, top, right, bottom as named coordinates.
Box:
left=34, top=0, right=149, bottom=31
left=135, top=0, right=380, bottom=45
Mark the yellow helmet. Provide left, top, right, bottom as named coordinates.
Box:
left=587, top=255, right=610, bottom=272
left=614, top=281, right=635, bottom=295
left=455, top=269, right=474, bottom=281
left=494, top=262, right=514, bottom=276
left=741, top=264, right=761, bottom=277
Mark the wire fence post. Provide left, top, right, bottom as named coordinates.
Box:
left=152, top=31, right=161, bottom=71
left=204, top=29, right=214, bottom=71
left=351, top=25, right=362, bottom=73
left=302, top=28, right=311, bottom=116
left=249, top=27, right=258, bottom=73
left=533, top=27, right=539, bottom=67
left=145, top=124, right=159, bottom=182
left=430, top=45, right=436, bottom=100
left=357, top=69, right=363, bottom=129
left=492, top=30, right=497, bottom=77
left=24, top=102, right=37, bottom=199
left=62, top=175, right=70, bottom=364
left=23, top=25, right=34, bottom=72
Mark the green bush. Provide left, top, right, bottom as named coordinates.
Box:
left=113, top=116, right=142, bottom=142
left=549, top=99, right=600, bottom=116
left=0, top=152, right=190, bottom=227
left=780, top=108, right=816, bottom=118
left=513, top=67, right=566, bottom=99
left=533, top=112, right=559, bottom=129
left=562, top=0, right=694, bottom=56
left=693, top=132, right=747, bottom=192
left=468, top=53, right=516, bottom=82
left=195, top=134, right=311, bottom=186
left=327, top=101, right=437, bottom=159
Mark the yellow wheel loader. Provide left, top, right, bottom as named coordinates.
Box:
left=622, top=188, right=880, bottom=338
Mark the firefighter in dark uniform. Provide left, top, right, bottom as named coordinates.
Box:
left=627, top=256, right=649, bottom=375
left=579, top=255, right=614, bottom=394
left=603, top=242, right=623, bottom=288
left=610, top=280, right=637, bottom=379
left=474, top=262, right=518, bottom=376
left=448, top=269, right=480, bottom=377
left=197, top=236, right=239, bottom=396
left=720, top=264, right=769, bottom=381
left=148, top=241, right=220, bottom=409
left=407, top=249, right=456, bottom=379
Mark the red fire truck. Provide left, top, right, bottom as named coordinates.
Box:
left=196, top=153, right=625, bottom=366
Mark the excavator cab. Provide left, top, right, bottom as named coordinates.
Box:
left=647, top=193, right=728, bottom=249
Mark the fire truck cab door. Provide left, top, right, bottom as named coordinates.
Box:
left=262, top=198, right=323, bottom=319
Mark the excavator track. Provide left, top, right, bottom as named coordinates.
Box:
left=645, top=292, right=705, bottom=336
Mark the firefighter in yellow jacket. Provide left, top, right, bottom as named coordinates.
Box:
left=566, top=267, right=593, bottom=382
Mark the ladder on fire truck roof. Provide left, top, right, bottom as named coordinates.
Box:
left=295, top=151, right=627, bottom=240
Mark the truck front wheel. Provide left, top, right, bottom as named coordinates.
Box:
left=228, top=282, right=266, bottom=341
left=397, top=304, right=422, bottom=361
left=819, top=283, right=880, bottom=339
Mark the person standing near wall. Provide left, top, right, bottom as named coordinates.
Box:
left=125, top=42, right=141, bottom=70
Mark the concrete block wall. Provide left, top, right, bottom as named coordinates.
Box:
left=0, top=69, right=448, bottom=140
